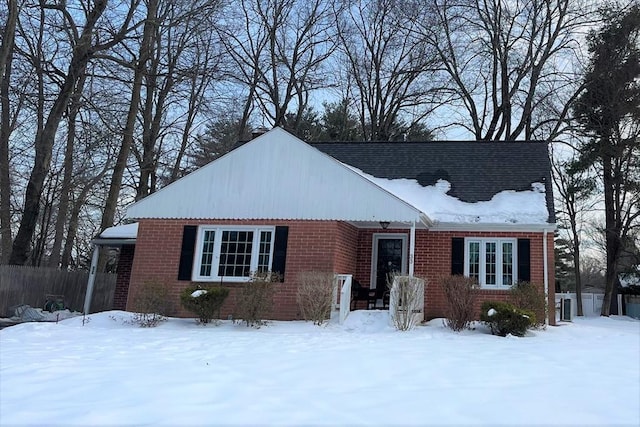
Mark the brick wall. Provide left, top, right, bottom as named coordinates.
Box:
left=113, top=244, right=135, bottom=310
left=414, top=230, right=555, bottom=324
left=127, top=219, right=555, bottom=324
left=127, top=219, right=356, bottom=321
left=353, top=228, right=555, bottom=324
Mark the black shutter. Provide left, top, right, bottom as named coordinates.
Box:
left=177, top=225, right=198, bottom=280
left=272, top=226, right=288, bottom=282
left=517, top=238, right=531, bottom=282
left=451, top=237, right=465, bottom=275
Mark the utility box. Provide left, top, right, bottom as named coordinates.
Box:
left=560, top=297, right=574, bottom=321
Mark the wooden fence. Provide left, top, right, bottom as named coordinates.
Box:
left=0, top=265, right=117, bottom=317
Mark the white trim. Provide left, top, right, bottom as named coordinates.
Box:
left=409, top=222, right=416, bottom=277
left=192, top=225, right=276, bottom=282
left=543, top=229, right=549, bottom=326
left=463, top=237, right=518, bottom=288
left=430, top=222, right=556, bottom=232
left=83, top=245, right=101, bottom=315
left=371, top=233, right=408, bottom=290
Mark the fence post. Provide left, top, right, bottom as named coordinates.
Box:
left=83, top=245, right=100, bottom=314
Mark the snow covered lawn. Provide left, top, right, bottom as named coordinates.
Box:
left=1, top=311, right=638, bottom=426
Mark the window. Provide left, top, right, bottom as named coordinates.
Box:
left=193, top=226, right=275, bottom=281
left=464, top=238, right=517, bottom=287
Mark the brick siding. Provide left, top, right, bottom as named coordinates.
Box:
left=113, top=244, right=135, bottom=310
left=127, top=220, right=555, bottom=324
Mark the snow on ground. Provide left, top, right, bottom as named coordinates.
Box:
left=1, top=311, right=638, bottom=426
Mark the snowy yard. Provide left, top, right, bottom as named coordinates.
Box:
left=1, top=311, right=638, bottom=426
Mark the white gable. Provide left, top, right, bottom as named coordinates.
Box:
left=126, top=128, right=423, bottom=223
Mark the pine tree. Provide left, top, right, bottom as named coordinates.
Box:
left=572, top=4, right=640, bottom=315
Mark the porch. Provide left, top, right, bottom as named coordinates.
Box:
left=331, top=274, right=425, bottom=325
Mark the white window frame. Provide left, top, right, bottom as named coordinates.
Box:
left=192, top=225, right=276, bottom=282
left=463, top=238, right=518, bottom=288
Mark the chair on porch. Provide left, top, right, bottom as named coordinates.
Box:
left=350, top=279, right=378, bottom=310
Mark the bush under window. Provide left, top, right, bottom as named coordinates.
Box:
left=180, top=284, right=230, bottom=324
left=480, top=301, right=535, bottom=337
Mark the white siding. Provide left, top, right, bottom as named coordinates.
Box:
left=126, top=128, right=423, bottom=222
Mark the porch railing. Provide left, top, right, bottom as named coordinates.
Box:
left=332, top=274, right=352, bottom=324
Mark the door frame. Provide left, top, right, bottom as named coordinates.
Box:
left=371, top=233, right=408, bottom=290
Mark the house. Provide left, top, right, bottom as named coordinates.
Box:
left=100, top=127, right=556, bottom=324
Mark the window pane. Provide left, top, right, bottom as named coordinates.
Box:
left=199, top=230, right=216, bottom=276
left=258, top=231, right=273, bottom=272
left=469, top=242, right=480, bottom=280
left=218, top=230, right=253, bottom=277
left=502, top=242, right=513, bottom=286
left=485, top=242, right=496, bottom=285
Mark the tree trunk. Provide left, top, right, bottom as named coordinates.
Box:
left=571, top=214, right=584, bottom=316
left=9, top=0, right=108, bottom=265
left=0, top=0, right=18, bottom=264
left=601, top=153, right=621, bottom=316
left=49, top=74, right=86, bottom=268
left=574, top=247, right=584, bottom=316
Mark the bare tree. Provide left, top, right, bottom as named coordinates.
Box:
left=407, top=0, right=594, bottom=141
left=101, top=0, right=157, bottom=231
left=9, top=0, right=139, bottom=264
left=219, top=0, right=339, bottom=133
left=132, top=0, right=223, bottom=200
left=336, top=0, right=440, bottom=141
left=0, top=0, right=19, bottom=263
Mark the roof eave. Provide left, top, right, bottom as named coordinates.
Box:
left=430, top=222, right=557, bottom=232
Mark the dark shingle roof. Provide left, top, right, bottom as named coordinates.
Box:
left=312, top=141, right=555, bottom=223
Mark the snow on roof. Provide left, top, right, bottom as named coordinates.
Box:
left=346, top=165, right=549, bottom=224
left=99, top=223, right=138, bottom=239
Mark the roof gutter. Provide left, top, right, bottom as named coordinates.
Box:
left=429, top=222, right=557, bottom=232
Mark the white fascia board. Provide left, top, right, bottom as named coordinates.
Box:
left=430, top=222, right=557, bottom=232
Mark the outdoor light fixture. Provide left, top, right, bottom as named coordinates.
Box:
left=379, top=221, right=390, bottom=230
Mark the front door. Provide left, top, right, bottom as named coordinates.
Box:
left=372, top=235, right=407, bottom=298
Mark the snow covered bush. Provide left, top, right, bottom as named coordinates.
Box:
left=480, top=301, right=534, bottom=337
left=235, top=272, right=279, bottom=327
left=130, top=281, right=171, bottom=327
left=440, top=275, right=479, bottom=331
left=296, top=271, right=334, bottom=325
left=510, top=281, right=547, bottom=328
left=180, top=285, right=229, bottom=324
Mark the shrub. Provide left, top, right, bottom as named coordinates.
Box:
left=235, top=272, right=278, bottom=327
left=296, top=271, right=335, bottom=325
left=388, top=275, right=426, bottom=331
left=180, top=284, right=230, bottom=324
left=130, top=281, right=171, bottom=327
left=480, top=301, right=535, bottom=337
left=510, top=281, right=547, bottom=328
left=440, top=275, right=479, bottom=331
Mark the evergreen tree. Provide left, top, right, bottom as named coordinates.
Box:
left=572, top=4, right=640, bottom=315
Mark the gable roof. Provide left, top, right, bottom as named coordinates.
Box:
left=312, top=141, right=555, bottom=223
left=125, top=128, right=555, bottom=226
left=125, top=127, right=425, bottom=223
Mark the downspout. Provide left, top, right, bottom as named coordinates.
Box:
left=543, top=229, right=549, bottom=326
left=83, top=244, right=100, bottom=315
left=409, top=221, right=415, bottom=277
